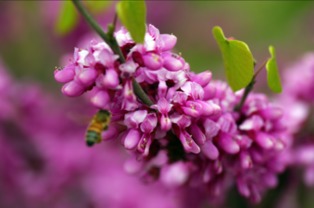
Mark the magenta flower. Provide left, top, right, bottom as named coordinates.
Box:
left=277, top=53, right=314, bottom=188
left=55, top=24, right=292, bottom=204
left=229, top=93, right=291, bottom=202
left=170, top=82, right=292, bottom=203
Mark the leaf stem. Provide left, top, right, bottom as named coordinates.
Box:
left=234, top=60, right=267, bottom=112
left=234, top=78, right=255, bottom=112
left=254, top=59, right=268, bottom=78
left=72, top=0, right=153, bottom=106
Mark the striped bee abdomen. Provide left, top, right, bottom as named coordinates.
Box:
left=86, top=130, right=101, bottom=147
left=85, top=110, right=111, bottom=147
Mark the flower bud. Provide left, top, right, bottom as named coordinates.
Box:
left=203, top=83, right=216, bottom=100
left=77, top=68, right=97, bottom=86
left=190, top=124, right=206, bottom=145
left=199, top=101, right=221, bottom=117
left=203, top=119, right=219, bottom=139
left=97, top=68, right=119, bottom=89
left=240, top=151, right=253, bottom=169
left=201, top=140, right=219, bottom=160
left=237, top=178, right=250, bottom=197
left=54, top=64, right=75, bottom=83
left=143, top=52, right=163, bottom=70
left=217, top=133, right=240, bottom=154
left=239, top=115, right=264, bottom=131
left=163, top=53, right=184, bottom=71
left=90, top=90, right=110, bottom=109
left=159, top=34, right=177, bottom=51
left=160, top=162, right=189, bottom=187
left=61, top=80, right=84, bottom=97
left=190, top=71, right=212, bottom=87
left=255, top=132, right=274, bottom=149
left=124, top=129, right=141, bottom=150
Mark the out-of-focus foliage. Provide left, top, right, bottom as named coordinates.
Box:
left=55, top=1, right=78, bottom=35
left=85, top=0, right=111, bottom=14
left=55, top=1, right=112, bottom=36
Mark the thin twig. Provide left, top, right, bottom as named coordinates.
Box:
left=72, top=0, right=125, bottom=62
left=234, top=78, right=255, bottom=112
left=254, top=59, right=268, bottom=78
left=72, top=0, right=154, bottom=106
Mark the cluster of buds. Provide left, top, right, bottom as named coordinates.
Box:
left=55, top=25, right=292, bottom=202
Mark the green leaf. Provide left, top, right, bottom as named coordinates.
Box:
left=266, top=46, right=282, bottom=93
left=85, top=1, right=112, bottom=14
left=55, top=1, right=78, bottom=36
left=212, top=26, right=254, bottom=91
left=116, top=0, right=146, bottom=43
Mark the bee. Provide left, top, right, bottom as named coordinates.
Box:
left=85, top=110, right=111, bottom=147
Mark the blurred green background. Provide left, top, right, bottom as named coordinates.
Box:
left=1, top=1, right=313, bottom=90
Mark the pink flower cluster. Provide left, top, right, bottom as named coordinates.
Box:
left=55, top=25, right=292, bottom=203
left=278, top=53, right=314, bottom=187
left=214, top=88, right=291, bottom=202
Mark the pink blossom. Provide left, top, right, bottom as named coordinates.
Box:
left=277, top=53, right=314, bottom=188
left=54, top=25, right=292, bottom=204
